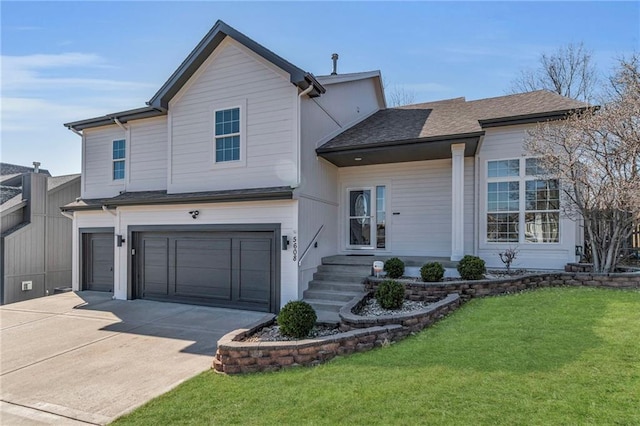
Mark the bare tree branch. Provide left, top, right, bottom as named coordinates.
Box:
left=510, top=42, right=599, bottom=102
left=524, top=57, right=640, bottom=272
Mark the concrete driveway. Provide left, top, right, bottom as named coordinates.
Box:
left=0, top=291, right=269, bottom=425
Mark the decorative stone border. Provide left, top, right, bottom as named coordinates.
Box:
left=214, top=271, right=639, bottom=375
left=366, top=271, right=640, bottom=301
left=213, top=293, right=461, bottom=375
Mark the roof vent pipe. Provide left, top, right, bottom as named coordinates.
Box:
left=331, top=53, right=338, bottom=75
left=33, top=162, right=40, bottom=173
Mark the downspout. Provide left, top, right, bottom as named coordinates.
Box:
left=296, top=84, right=314, bottom=187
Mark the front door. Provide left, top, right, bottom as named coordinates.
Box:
left=348, top=188, right=374, bottom=249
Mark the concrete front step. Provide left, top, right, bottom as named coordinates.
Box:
left=304, top=298, right=345, bottom=313
left=322, top=255, right=458, bottom=268
left=316, top=264, right=373, bottom=275
left=315, top=309, right=340, bottom=325
left=307, top=280, right=365, bottom=293
left=312, top=272, right=368, bottom=283
left=303, top=288, right=362, bottom=302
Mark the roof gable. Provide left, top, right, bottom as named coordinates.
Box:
left=148, top=20, right=325, bottom=109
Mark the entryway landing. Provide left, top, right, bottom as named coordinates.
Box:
left=323, top=255, right=459, bottom=269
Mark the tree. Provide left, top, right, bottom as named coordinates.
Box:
left=387, top=85, right=416, bottom=107
left=511, top=42, right=598, bottom=102
left=382, top=78, right=417, bottom=107
left=524, top=57, right=640, bottom=272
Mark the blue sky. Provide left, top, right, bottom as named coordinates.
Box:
left=1, top=1, right=638, bottom=175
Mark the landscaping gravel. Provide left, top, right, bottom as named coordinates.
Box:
left=243, top=324, right=340, bottom=342
left=356, top=298, right=432, bottom=316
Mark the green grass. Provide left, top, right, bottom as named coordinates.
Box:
left=113, top=288, right=640, bottom=425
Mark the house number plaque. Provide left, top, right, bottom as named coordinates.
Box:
left=292, top=236, right=297, bottom=262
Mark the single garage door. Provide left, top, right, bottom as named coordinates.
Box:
left=133, top=230, right=277, bottom=312
left=82, top=232, right=114, bottom=292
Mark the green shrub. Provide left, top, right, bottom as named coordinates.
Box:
left=375, top=280, right=405, bottom=309
left=384, top=257, right=405, bottom=279
left=457, top=255, right=486, bottom=280
left=421, top=262, right=445, bottom=282
left=277, top=301, right=317, bottom=338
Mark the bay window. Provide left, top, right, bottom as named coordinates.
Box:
left=486, top=158, right=560, bottom=243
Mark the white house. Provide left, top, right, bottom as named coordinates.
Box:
left=63, top=20, right=586, bottom=315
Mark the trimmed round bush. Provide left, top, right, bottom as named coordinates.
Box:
left=384, top=257, right=405, bottom=279
left=421, top=262, right=445, bottom=282
left=375, top=280, right=405, bottom=309
left=457, top=255, right=486, bottom=280
left=277, top=301, right=317, bottom=338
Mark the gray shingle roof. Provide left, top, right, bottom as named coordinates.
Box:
left=0, top=163, right=51, bottom=176
left=319, top=90, right=588, bottom=151
left=48, top=174, right=81, bottom=191
left=0, top=186, right=22, bottom=205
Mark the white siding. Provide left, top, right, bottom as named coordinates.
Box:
left=297, top=197, right=338, bottom=295
left=168, top=38, right=298, bottom=193
left=83, top=125, right=125, bottom=198
left=296, top=77, right=383, bottom=289
left=128, top=116, right=167, bottom=191
left=477, top=125, right=579, bottom=269
left=338, top=159, right=475, bottom=256
left=72, top=201, right=299, bottom=308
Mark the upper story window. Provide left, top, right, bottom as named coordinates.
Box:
left=214, top=107, right=240, bottom=162
left=112, top=139, right=126, bottom=180
left=486, top=158, right=560, bottom=244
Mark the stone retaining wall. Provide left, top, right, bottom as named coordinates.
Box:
left=214, top=271, right=639, bottom=375
left=366, top=272, right=640, bottom=301
left=214, top=318, right=407, bottom=375
left=339, top=293, right=461, bottom=332
left=213, top=293, right=461, bottom=375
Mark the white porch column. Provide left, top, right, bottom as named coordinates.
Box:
left=451, top=143, right=465, bottom=261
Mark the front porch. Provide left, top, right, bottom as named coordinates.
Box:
left=322, top=254, right=459, bottom=269
left=302, top=255, right=460, bottom=324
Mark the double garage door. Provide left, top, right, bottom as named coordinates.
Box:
left=133, top=228, right=278, bottom=312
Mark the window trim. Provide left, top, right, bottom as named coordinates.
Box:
left=112, top=138, right=126, bottom=181
left=210, top=99, right=247, bottom=169
left=484, top=157, right=561, bottom=245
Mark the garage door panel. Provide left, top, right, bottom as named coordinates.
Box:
left=174, top=238, right=233, bottom=299
left=174, top=268, right=232, bottom=300
left=91, top=238, right=113, bottom=283
left=237, top=239, right=272, bottom=304
left=174, top=238, right=231, bottom=268
left=135, top=229, right=276, bottom=312
left=141, top=238, right=169, bottom=296
left=83, top=232, right=114, bottom=292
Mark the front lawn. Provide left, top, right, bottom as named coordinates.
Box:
left=113, top=287, right=640, bottom=425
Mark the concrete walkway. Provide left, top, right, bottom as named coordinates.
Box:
left=0, top=292, right=269, bottom=425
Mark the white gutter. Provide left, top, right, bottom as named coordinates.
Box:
left=113, top=117, right=128, bottom=131
left=61, top=211, right=74, bottom=220
left=102, top=206, right=117, bottom=217
left=66, top=126, right=83, bottom=137
left=296, top=85, right=314, bottom=187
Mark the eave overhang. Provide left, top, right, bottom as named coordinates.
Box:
left=64, top=106, right=167, bottom=131
left=147, top=20, right=325, bottom=109
left=478, top=108, right=585, bottom=128
left=61, top=186, right=294, bottom=212
left=316, top=132, right=483, bottom=167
